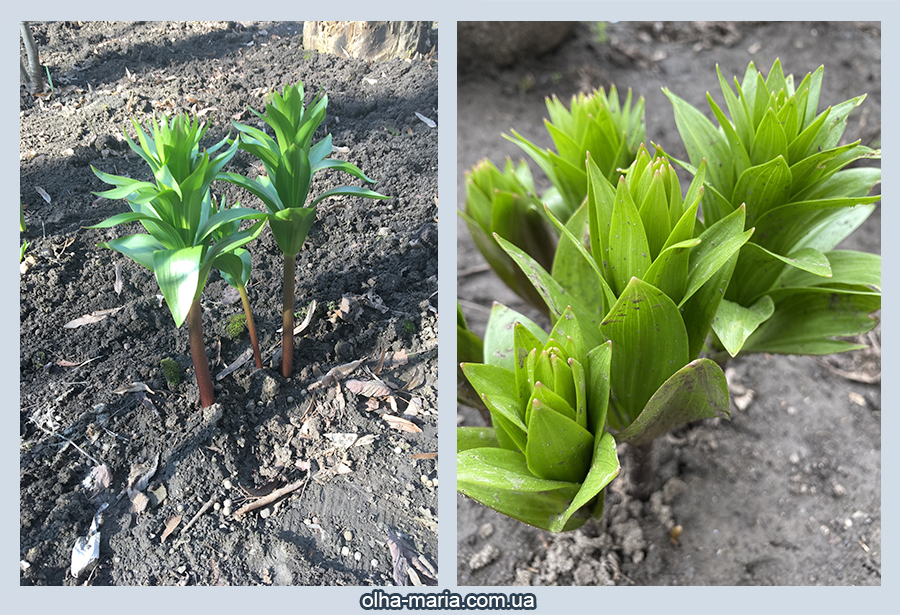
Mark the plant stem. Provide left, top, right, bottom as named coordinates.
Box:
left=629, top=440, right=654, bottom=502
left=237, top=284, right=263, bottom=369
left=282, top=253, right=297, bottom=378
left=186, top=299, right=215, bottom=409
left=20, top=22, right=44, bottom=93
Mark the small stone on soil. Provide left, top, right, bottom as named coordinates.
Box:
left=469, top=544, right=501, bottom=570
left=223, top=479, right=233, bottom=490
left=355, top=551, right=362, bottom=561
left=344, top=530, right=353, bottom=541
left=341, top=546, right=350, bottom=557
left=477, top=523, right=494, bottom=539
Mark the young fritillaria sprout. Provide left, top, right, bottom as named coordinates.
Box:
left=90, top=113, right=266, bottom=408
left=219, top=80, right=389, bottom=378
left=458, top=58, right=881, bottom=526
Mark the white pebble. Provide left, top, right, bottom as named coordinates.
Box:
left=287, top=396, right=294, bottom=403
left=213, top=502, right=221, bottom=511
left=344, top=531, right=353, bottom=541
left=354, top=551, right=362, bottom=561
left=223, top=478, right=233, bottom=490
left=371, top=559, right=379, bottom=568
left=223, top=498, right=232, bottom=508
left=341, top=546, right=350, bottom=557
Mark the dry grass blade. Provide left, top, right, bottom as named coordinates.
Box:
left=410, top=452, right=437, bottom=460
left=383, top=414, right=423, bottom=434
left=114, top=263, right=123, bottom=295
left=415, top=111, right=436, bottom=128
left=345, top=379, right=391, bottom=397
left=161, top=515, right=182, bottom=543
left=63, top=306, right=125, bottom=329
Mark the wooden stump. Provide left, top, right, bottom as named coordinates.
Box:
left=302, top=21, right=434, bottom=62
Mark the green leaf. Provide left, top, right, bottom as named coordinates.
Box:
left=195, top=207, right=267, bottom=245
left=274, top=143, right=312, bottom=209
left=586, top=152, right=617, bottom=274
left=98, top=234, right=165, bottom=271
left=642, top=237, right=700, bottom=304
left=711, top=296, right=775, bottom=357
left=706, top=90, right=751, bottom=180
left=548, top=201, right=616, bottom=315
left=731, top=156, right=792, bottom=226
left=750, top=108, right=789, bottom=166
left=753, top=196, right=881, bottom=257
left=310, top=158, right=378, bottom=183
left=664, top=87, right=734, bottom=197
left=459, top=209, right=548, bottom=313
left=457, top=448, right=586, bottom=532
left=457, top=313, right=484, bottom=368
left=496, top=234, right=604, bottom=349
left=309, top=185, right=390, bottom=208
left=460, top=363, right=527, bottom=448
left=732, top=243, right=833, bottom=304
left=793, top=167, right=880, bottom=203
left=213, top=251, right=247, bottom=289
left=269, top=207, right=317, bottom=256
left=681, top=204, right=753, bottom=307
left=585, top=342, right=612, bottom=436
left=777, top=250, right=880, bottom=292
left=600, top=277, right=690, bottom=428
left=607, top=176, right=651, bottom=295
left=681, top=252, right=738, bottom=360
left=614, top=359, right=730, bottom=446
left=217, top=171, right=284, bottom=214
left=551, top=432, right=619, bottom=532
left=153, top=245, right=205, bottom=327
left=483, top=302, right=547, bottom=370
left=525, top=403, right=594, bottom=483
left=743, top=292, right=880, bottom=355
left=457, top=427, right=500, bottom=453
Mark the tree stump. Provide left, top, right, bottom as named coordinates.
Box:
left=302, top=21, right=434, bottom=62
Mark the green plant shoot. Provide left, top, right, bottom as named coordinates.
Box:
left=220, top=81, right=389, bottom=378
left=664, top=59, right=881, bottom=357
left=209, top=194, right=263, bottom=369
left=89, top=113, right=266, bottom=408
left=459, top=305, right=620, bottom=532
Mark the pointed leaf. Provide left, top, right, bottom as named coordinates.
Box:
left=153, top=246, right=205, bottom=327
left=743, top=292, right=880, bottom=355
left=457, top=427, right=500, bottom=453
left=712, top=296, right=775, bottom=357
left=457, top=448, right=586, bottom=531
left=525, top=403, right=594, bottom=483
left=614, top=358, right=730, bottom=446
left=600, top=277, right=690, bottom=428
left=551, top=432, right=619, bottom=532
left=483, top=302, right=547, bottom=370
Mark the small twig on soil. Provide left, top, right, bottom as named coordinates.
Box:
left=34, top=421, right=101, bottom=465
left=457, top=263, right=491, bottom=278
left=232, top=477, right=306, bottom=519
left=175, top=494, right=217, bottom=544
left=457, top=298, right=491, bottom=315
left=811, top=356, right=881, bottom=384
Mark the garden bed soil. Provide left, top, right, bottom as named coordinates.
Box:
left=20, top=21, right=438, bottom=586
left=457, top=21, right=880, bottom=586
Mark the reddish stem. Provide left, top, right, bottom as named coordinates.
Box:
left=238, top=284, right=263, bottom=369
left=282, top=253, right=297, bottom=379
left=186, top=298, right=215, bottom=408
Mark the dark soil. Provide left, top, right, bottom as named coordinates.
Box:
left=457, top=21, right=880, bottom=586
left=20, top=21, right=438, bottom=586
